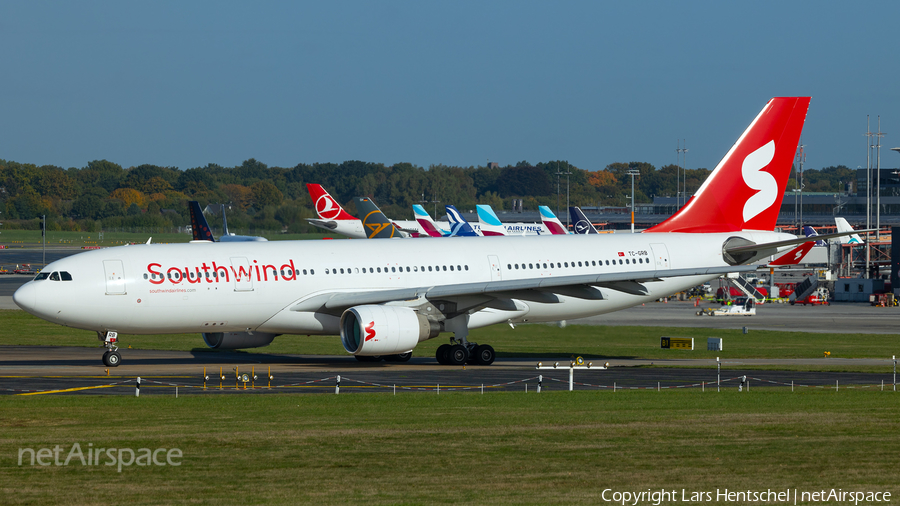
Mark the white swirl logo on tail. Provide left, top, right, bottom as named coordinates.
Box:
left=315, top=195, right=342, bottom=220
left=741, top=140, right=777, bottom=223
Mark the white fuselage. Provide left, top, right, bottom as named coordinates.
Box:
left=14, top=231, right=791, bottom=338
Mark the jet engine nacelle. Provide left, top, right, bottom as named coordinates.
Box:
left=340, top=305, right=440, bottom=356
left=202, top=331, right=277, bottom=350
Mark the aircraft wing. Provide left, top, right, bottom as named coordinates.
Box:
left=290, top=264, right=754, bottom=314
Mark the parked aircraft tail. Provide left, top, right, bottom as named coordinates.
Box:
left=188, top=201, right=216, bottom=242
left=354, top=197, right=403, bottom=238
left=835, top=217, right=864, bottom=244
left=803, top=225, right=826, bottom=246
left=307, top=184, right=358, bottom=221
left=538, top=206, right=568, bottom=235
left=476, top=205, right=507, bottom=236
left=646, top=97, right=811, bottom=233
left=413, top=205, right=446, bottom=237
left=768, top=241, right=815, bottom=266
left=569, top=206, right=599, bottom=234
left=445, top=205, right=481, bottom=237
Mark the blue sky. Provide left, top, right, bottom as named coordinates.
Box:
left=2, top=1, right=898, bottom=174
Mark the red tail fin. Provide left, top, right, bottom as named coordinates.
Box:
left=306, top=184, right=357, bottom=221
left=647, top=97, right=810, bottom=233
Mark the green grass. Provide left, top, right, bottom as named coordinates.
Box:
left=2, top=310, right=898, bottom=372
left=1, top=391, right=898, bottom=505
left=0, top=229, right=343, bottom=247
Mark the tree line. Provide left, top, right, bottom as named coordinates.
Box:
left=0, top=157, right=854, bottom=233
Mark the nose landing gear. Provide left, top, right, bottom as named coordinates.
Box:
left=99, top=331, right=122, bottom=367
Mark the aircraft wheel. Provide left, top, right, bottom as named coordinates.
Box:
left=448, top=344, right=468, bottom=366
left=384, top=352, right=412, bottom=362
left=436, top=344, right=451, bottom=365
left=473, top=344, right=495, bottom=366
left=103, top=351, right=121, bottom=367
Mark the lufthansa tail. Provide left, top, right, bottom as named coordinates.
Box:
left=569, top=206, right=599, bottom=234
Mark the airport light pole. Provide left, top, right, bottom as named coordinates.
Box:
left=555, top=162, right=571, bottom=229
left=875, top=117, right=884, bottom=240
left=627, top=169, right=640, bottom=233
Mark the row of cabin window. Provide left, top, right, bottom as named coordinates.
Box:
left=508, top=257, right=649, bottom=271
left=144, top=264, right=474, bottom=281
left=325, top=265, right=469, bottom=275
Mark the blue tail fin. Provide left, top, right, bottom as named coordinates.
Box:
left=188, top=201, right=215, bottom=242
left=569, top=207, right=598, bottom=234
left=445, top=205, right=481, bottom=237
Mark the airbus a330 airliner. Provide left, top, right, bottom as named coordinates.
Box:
left=16, top=97, right=827, bottom=368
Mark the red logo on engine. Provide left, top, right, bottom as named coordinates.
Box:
left=364, top=321, right=376, bottom=341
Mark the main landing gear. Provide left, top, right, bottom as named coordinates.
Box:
left=435, top=341, right=495, bottom=366
left=99, top=331, right=121, bottom=367
left=434, top=314, right=496, bottom=366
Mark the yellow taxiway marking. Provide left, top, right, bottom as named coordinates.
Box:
left=18, top=384, right=118, bottom=396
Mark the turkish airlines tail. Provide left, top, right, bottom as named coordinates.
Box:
left=835, top=217, right=864, bottom=244
left=306, top=184, right=358, bottom=221
left=445, top=205, right=481, bottom=237
left=539, top=206, right=568, bottom=235
left=647, top=97, right=811, bottom=233
left=569, top=206, right=599, bottom=234
left=413, top=205, right=446, bottom=237
left=476, top=205, right=507, bottom=236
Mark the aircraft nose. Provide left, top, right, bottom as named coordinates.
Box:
left=13, top=282, right=36, bottom=313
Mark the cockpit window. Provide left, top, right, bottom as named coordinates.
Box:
left=49, top=272, right=60, bottom=281
left=34, top=272, right=50, bottom=281
left=60, top=271, right=73, bottom=281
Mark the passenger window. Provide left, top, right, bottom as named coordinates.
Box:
left=464, top=265, right=468, bottom=270
left=619, top=259, right=623, bottom=265
left=143, top=273, right=148, bottom=280
left=310, top=269, right=315, bottom=275
left=450, top=265, right=454, bottom=271
left=515, top=264, right=519, bottom=270
left=303, top=269, right=308, bottom=275
left=392, top=267, right=396, bottom=273
left=428, top=266, right=433, bottom=272
left=377, top=267, right=382, bottom=273
left=442, top=266, right=447, bottom=271
left=578, top=261, right=582, bottom=267
left=564, top=262, right=568, bottom=268
left=406, top=267, right=410, bottom=272
left=50, top=272, right=60, bottom=281
left=508, top=264, right=512, bottom=270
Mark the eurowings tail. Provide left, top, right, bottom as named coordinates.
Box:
left=647, top=97, right=811, bottom=233
left=569, top=206, right=599, bottom=234
left=188, top=201, right=215, bottom=242
left=539, top=206, right=568, bottom=235
left=353, top=197, right=403, bottom=238
left=835, top=217, right=864, bottom=244
left=307, top=184, right=358, bottom=221
left=445, top=205, right=481, bottom=237
left=476, top=205, right=507, bottom=236
left=413, top=205, right=447, bottom=237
